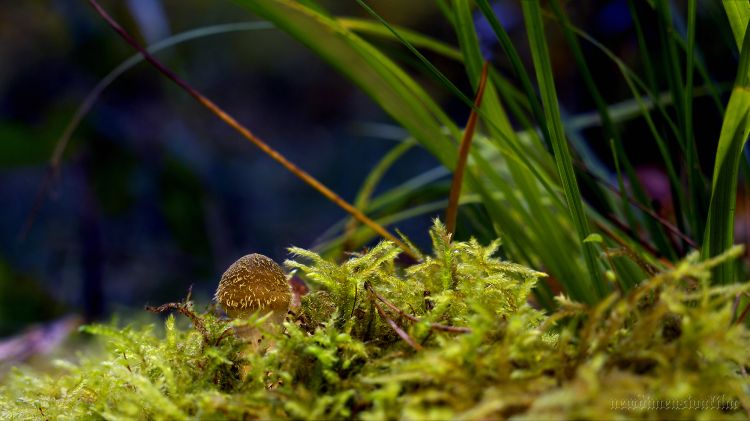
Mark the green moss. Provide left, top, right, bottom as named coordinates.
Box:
left=2, top=221, right=749, bottom=419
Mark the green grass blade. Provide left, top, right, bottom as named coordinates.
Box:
left=548, top=0, right=678, bottom=260
left=337, top=18, right=462, bottom=61
left=353, top=139, right=416, bottom=213
left=702, top=15, right=750, bottom=284
left=52, top=22, right=276, bottom=170
left=353, top=0, right=473, bottom=107
left=473, top=0, right=553, bottom=152
left=725, top=0, right=750, bottom=48
left=521, top=0, right=607, bottom=302
left=342, top=139, right=416, bottom=247
left=453, top=0, right=593, bottom=303
left=346, top=1, right=568, bottom=214
left=627, top=0, right=659, bottom=93
left=656, top=0, right=706, bottom=241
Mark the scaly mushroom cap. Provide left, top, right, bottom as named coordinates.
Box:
left=215, top=253, right=290, bottom=322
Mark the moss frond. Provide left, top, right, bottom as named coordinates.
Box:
left=1, top=225, right=748, bottom=419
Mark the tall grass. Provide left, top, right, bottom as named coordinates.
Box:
left=230, top=0, right=749, bottom=304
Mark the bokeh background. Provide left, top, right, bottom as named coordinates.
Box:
left=0, top=0, right=744, bottom=342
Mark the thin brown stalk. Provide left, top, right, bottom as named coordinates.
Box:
left=735, top=292, right=750, bottom=325
left=445, top=61, right=489, bottom=236
left=87, top=0, right=417, bottom=259
left=597, top=215, right=663, bottom=260
left=368, top=290, right=423, bottom=351
left=145, top=301, right=208, bottom=344
left=365, top=282, right=471, bottom=333
left=578, top=160, right=698, bottom=250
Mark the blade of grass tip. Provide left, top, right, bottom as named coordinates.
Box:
left=19, top=22, right=275, bottom=240
left=446, top=62, right=489, bottom=236
left=724, top=0, right=750, bottom=49
left=343, top=139, right=415, bottom=252
left=521, top=0, right=606, bottom=302
left=338, top=18, right=463, bottom=61
left=702, top=16, right=750, bottom=284
left=473, top=0, right=553, bottom=153
left=86, top=0, right=417, bottom=259
left=435, top=0, right=456, bottom=28
left=354, top=0, right=473, bottom=108
left=627, top=0, right=659, bottom=93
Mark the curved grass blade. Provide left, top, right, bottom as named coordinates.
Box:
left=725, top=0, right=750, bottom=48
left=341, top=139, right=416, bottom=253
left=702, top=14, right=750, bottom=284
left=48, top=22, right=275, bottom=174
left=234, top=0, right=460, bottom=165
left=20, top=21, right=275, bottom=238
left=473, top=0, right=552, bottom=152
left=338, top=18, right=462, bottom=61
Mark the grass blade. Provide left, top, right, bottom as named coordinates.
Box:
left=338, top=18, right=462, bottom=60
left=21, top=22, right=276, bottom=238
left=341, top=139, right=416, bottom=253
left=473, top=0, right=552, bottom=152
left=446, top=62, right=488, bottom=236
left=234, top=0, right=460, bottom=166
left=725, top=0, right=750, bottom=48
left=521, top=0, right=607, bottom=302
left=548, top=0, right=679, bottom=260
left=452, top=0, right=591, bottom=303
left=702, top=13, right=750, bottom=284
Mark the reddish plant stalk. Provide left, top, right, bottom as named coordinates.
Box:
left=445, top=61, right=489, bottom=236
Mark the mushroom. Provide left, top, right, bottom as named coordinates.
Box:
left=215, top=253, right=291, bottom=339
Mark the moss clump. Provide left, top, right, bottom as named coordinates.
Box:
left=1, top=221, right=749, bottom=419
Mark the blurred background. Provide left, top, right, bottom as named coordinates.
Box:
left=0, top=0, right=744, bottom=347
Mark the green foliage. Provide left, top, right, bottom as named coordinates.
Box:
left=2, top=223, right=749, bottom=419
left=229, top=0, right=750, bottom=299
left=703, top=6, right=750, bottom=284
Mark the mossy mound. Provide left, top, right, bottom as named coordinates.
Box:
left=1, top=221, right=749, bottom=419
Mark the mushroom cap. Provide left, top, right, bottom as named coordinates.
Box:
left=215, top=253, right=291, bottom=320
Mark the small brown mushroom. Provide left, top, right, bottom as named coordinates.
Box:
left=215, top=253, right=291, bottom=325
left=216, top=254, right=291, bottom=381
